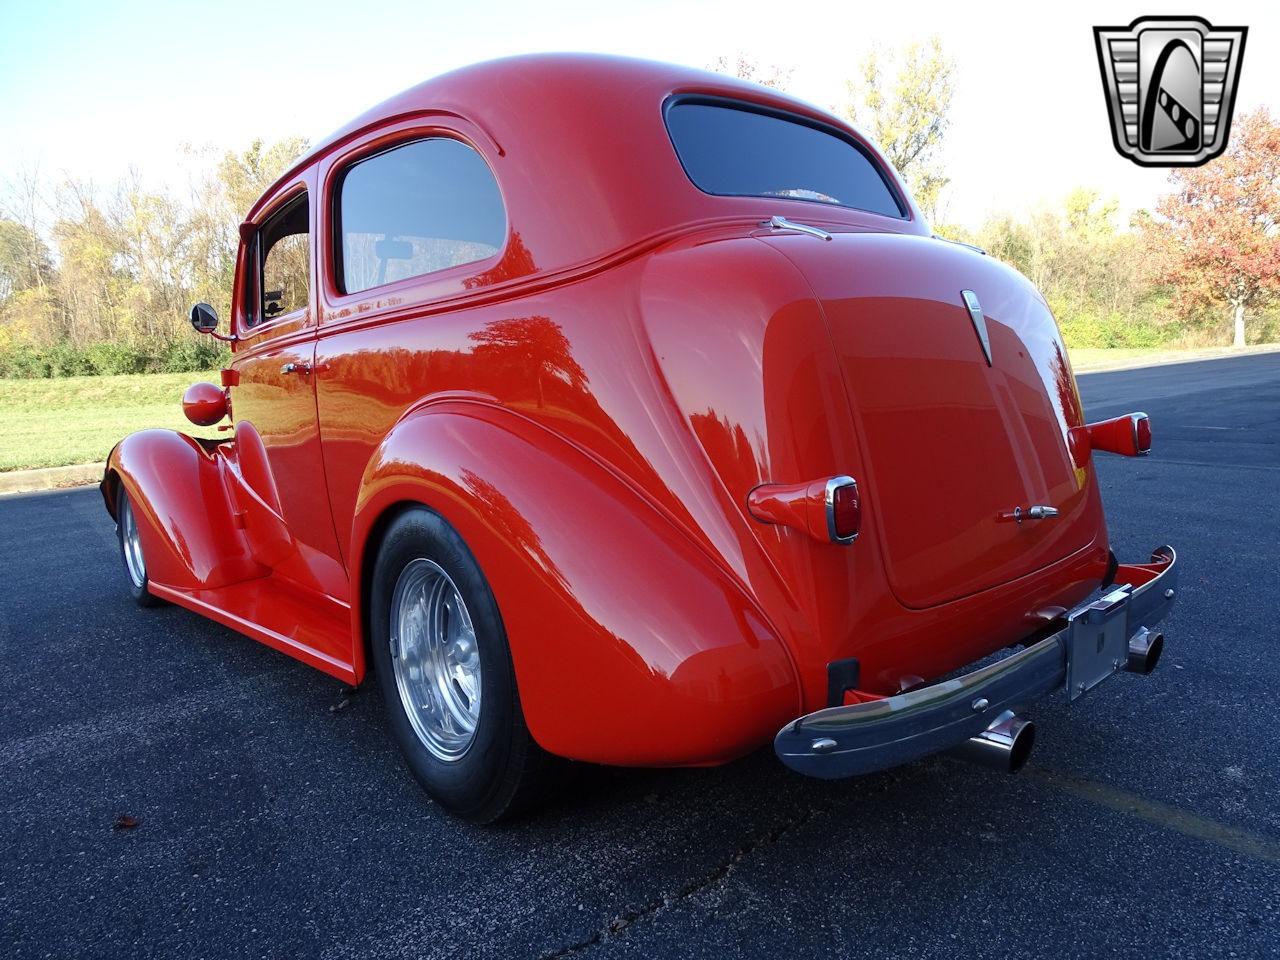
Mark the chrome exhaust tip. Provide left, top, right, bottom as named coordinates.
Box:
left=947, top=710, right=1036, bottom=772
left=1125, top=628, right=1163, bottom=675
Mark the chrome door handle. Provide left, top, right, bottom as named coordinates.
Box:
left=280, top=362, right=311, bottom=376
left=999, top=505, right=1060, bottom=524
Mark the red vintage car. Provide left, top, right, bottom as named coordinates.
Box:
left=103, top=54, right=1176, bottom=822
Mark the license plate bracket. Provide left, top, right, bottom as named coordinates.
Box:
left=1066, top=587, right=1131, bottom=702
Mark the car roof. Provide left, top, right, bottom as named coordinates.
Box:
left=247, top=53, right=922, bottom=274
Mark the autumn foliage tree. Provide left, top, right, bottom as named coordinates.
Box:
left=842, top=36, right=955, bottom=221
left=1147, top=108, right=1280, bottom=347
left=0, top=136, right=308, bottom=375
left=974, top=189, right=1168, bottom=348
left=707, top=54, right=793, bottom=91
left=710, top=43, right=957, bottom=223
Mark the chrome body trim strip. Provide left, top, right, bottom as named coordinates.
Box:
left=762, top=215, right=834, bottom=241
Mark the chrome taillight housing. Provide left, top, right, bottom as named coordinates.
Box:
left=1133, top=413, right=1152, bottom=455
left=826, top=476, right=860, bottom=544
left=747, top=475, right=862, bottom=546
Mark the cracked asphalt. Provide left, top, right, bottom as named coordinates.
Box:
left=2, top=352, right=1278, bottom=959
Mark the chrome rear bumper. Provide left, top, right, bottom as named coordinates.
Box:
left=774, top=546, right=1177, bottom=779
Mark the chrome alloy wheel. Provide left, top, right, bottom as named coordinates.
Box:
left=120, top=495, right=146, bottom=589
left=389, top=558, right=483, bottom=761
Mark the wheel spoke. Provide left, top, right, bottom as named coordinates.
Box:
left=120, top=497, right=147, bottom=589
left=389, top=559, right=483, bottom=762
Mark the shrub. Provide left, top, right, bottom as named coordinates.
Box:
left=162, top=338, right=230, bottom=373
left=1059, top=312, right=1169, bottom=349
left=0, top=338, right=230, bottom=378
left=45, top=342, right=96, bottom=377
left=84, top=342, right=151, bottom=376
left=0, top=344, right=50, bottom=378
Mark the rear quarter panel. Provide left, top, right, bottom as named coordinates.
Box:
left=347, top=402, right=800, bottom=765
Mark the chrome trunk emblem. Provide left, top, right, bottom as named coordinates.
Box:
left=960, top=290, right=992, bottom=366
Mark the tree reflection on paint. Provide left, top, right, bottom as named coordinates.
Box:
left=469, top=315, right=588, bottom=407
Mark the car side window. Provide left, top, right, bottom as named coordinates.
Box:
left=335, top=137, right=505, bottom=295
left=252, top=193, right=310, bottom=326
left=665, top=100, right=906, bottom=219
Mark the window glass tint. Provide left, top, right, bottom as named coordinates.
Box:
left=665, top=102, right=904, bottom=218
left=257, top=193, right=310, bottom=325
left=338, top=138, right=505, bottom=294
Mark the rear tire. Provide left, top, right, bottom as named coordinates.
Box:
left=369, top=506, right=558, bottom=823
left=116, top=486, right=163, bottom=608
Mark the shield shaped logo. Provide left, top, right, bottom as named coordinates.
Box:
left=1094, top=16, right=1247, bottom=166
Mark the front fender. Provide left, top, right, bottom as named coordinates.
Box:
left=350, top=401, right=801, bottom=767
left=104, top=430, right=263, bottom=591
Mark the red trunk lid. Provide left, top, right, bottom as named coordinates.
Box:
left=764, top=231, right=1098, bottom=609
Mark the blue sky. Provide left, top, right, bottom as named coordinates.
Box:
left=1, top=0, right=1275, bottom=228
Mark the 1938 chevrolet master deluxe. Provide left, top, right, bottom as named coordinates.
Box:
left=103, top=54, right=1176, bottom=821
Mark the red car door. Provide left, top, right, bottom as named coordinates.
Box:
left=229, top=172, right=348, bottom=602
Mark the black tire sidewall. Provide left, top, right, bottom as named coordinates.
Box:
left=369, top=506, right=522, bottom=817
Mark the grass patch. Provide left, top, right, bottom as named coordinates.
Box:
left=1069, top=344, right=1279, bottom=372
left=0, top=371, right=222, bottom=472
left=1068, top=347, right=1174, bottom=370
left=4, top=344, right=1274, bottom=472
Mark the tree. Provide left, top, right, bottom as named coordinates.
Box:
left=976, top=189, right=1169, bottom=349
left=214, top=136, right=310, bottom=224
left=184, top=136, right=310, bottom=326
left=842, top=36, right=955, bottom=221
left=1147, top=108, right=1280, bottom=347
left=708, top=55, right=793, bottom=91
left=0, top=219, right=54, bottom=303
left=0, top=135, right=311, bottom=368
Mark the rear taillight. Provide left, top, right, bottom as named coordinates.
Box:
left=746, top=475, right=861, bottom=545
left=1133, top=414, right=1152, bottom=455
left=827, top=477, right=860, bottom=544
left=1085, top=412, right=1152, bottom=457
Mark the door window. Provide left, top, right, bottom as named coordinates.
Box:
left=334, top=138, right=505, bottom=295
left=252, top=192, right=310, bottom=326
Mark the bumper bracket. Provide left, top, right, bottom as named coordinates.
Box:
left=774, top=545, right=1177, bottom=779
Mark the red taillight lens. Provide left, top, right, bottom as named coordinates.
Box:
left=830, top=480, right=860, bottom=543
left=1134, top=415, right=1152, bottom=454
left=1086, top=413, right=1152, bottom=457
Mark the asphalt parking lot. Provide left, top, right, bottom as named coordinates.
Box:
left=2, top=352, right=1278, bottom=959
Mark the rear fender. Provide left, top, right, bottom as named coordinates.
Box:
left=350, top=401, right=801, bottom=766
left=104, top=429, right=265, bottom=590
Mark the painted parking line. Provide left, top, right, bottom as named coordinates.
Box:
left=1124, top=458, right=1279, bottom=472
left=1033, top=768, right=1280, bottom=865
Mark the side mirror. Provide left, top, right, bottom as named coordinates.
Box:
left=190, top=302, right=219, bottom=334
left=190, top=302, right=235, bottom=343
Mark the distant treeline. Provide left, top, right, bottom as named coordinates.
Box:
left=0, top=137, right=305, bottom=378
left=1, top=104, right=1277, bottom=379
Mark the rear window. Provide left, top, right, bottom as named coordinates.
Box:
left=664, top=100, right=905, bottom=219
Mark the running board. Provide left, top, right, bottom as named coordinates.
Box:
left=149, top=574, right=356, bottom=684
